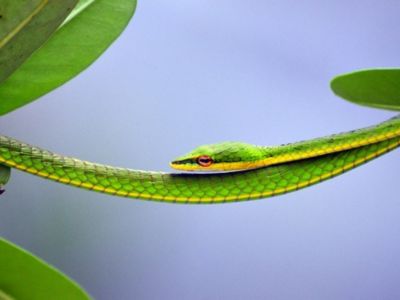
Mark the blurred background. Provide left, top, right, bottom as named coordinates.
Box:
left=1, top=0, right=400, bottom=299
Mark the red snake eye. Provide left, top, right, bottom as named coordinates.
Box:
left=196, top=155, right=213, bottom=167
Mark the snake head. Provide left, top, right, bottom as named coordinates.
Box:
left=170, top=142, right=264, bottom=172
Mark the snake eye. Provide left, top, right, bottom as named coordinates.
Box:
left=196, top=155, right=213, bottom=167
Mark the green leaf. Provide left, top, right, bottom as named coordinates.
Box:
left=0, top=238, right=90, bottom=299
left=0, top=164, right=10, bottom=189
left=0, top=0, right=137, bottom=116
left=0, top=0, right=78, bottom=84
left=331, top=68, right=400, bottom=111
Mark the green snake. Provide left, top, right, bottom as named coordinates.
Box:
left=0, top=114, right=399, bottom=203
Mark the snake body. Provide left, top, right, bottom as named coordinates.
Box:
left=0, top=115, right=399, bottom=203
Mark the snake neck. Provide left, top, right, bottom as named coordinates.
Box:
left=256, top=114, right=400, bottom=168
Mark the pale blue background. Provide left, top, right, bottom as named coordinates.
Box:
left=1, top=1, right=400, bottom=299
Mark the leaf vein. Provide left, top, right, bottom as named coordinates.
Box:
left=0, top=0, right=49, bottom=49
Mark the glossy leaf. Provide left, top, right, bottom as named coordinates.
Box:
left=331, top=69, right=400, bottom=111
left=0, top=0, right=78, bottom=84
left=0, top=0, right=137, bottom=116
left=0, top=238, right=90, bottom=299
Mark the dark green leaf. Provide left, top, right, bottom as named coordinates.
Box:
left=331, top=69, right=400, bottom=111
left=0, top=238, right=90, bottom=299
left=0, top=164, right=10, bottom=188
left=0, top=0, right=78, bottom=84
left=0, top=0, right=137, bottom=116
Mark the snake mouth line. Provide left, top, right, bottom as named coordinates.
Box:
left=170, top=159, right=193, bottom=165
